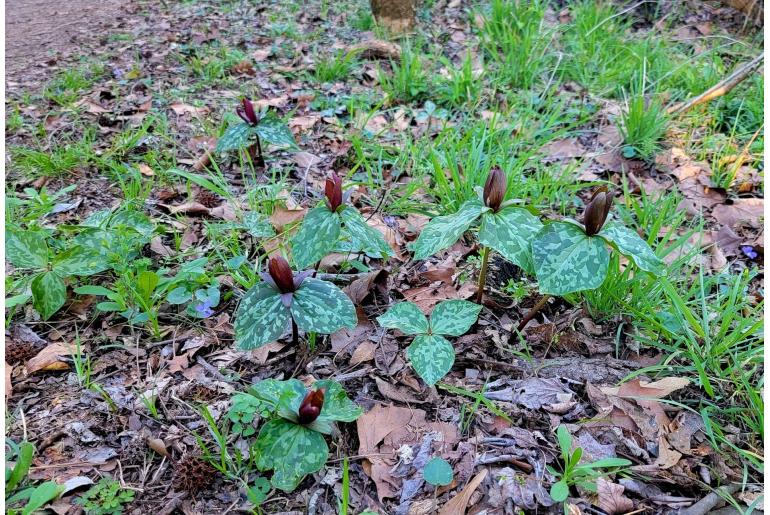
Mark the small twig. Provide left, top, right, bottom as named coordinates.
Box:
left=513, top=294, right=552, bottom=336
left=679, top=484, right=741, bottom=515
left=195, top=356, right=228, bottom=382
left=332, top=367, right=372, bottom=382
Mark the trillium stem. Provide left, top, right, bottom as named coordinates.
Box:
left=515, top=294, right=552, bottom=334
left=292, top=319, right=299, bottom=346
left=476, top=246, right=491, bottom=304
left=248, top=135, right=265, bottom=168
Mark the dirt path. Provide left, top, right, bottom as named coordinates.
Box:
left=5, top=0, right=123, bottom=86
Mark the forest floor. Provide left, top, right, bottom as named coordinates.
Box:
left=4, top=0, right=765, bottom=513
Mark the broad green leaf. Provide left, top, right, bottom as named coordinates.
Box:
left=136, top=271, right=159, bottom=301
left=110, top=210, right=155, bottom=238
left=166, top=287, right=192, bottom=304
left=74, top=285, right=116, bottom=298
left=291, top=205, right=341, bottom=269
left=6, top=230, right=48, bottom=269
left=255, top=418, right=328, bottom=492
left=314, top=379, right=363, bottom=424
left=549, top=480, right=569, bottom=502
left=478, top=207, right=543, bottom=274
left=216, top=122, right=255, bottom=153
left=31, top=272, right=66, bottom=320
left=598, top=221, right=665, bottom=276
left=235, top=283, right=291, bottom=349
left=556, top=425, right=572, bottom=458
left=423, top=457, right=453, bottom=486
left=407, top=334, right=454, bottom=386
left=243, top=212, right=275, bottom=238
left=339, top=206, right=393, bottom=259
left=532, top=222, right=609, bottom=296
left=255, top=113, right=298, bottom=149
left=6, top=441, right=34, bottom=492
left=51, top=246, right=110, bottom=276
left=21, top=481, right=63, bottom=515
left=429, top=300, right=481, bottom=336
left=5, top=293, right=31, bottom=309
left=291, top=278, right=356, bottom=334
left=410, top=200, right=484, bottom=260
left=80, top=209, right=112, bottom=228
left=249, top=378, right=305, bottom=413
left=376, top=302, right=429, bottom=335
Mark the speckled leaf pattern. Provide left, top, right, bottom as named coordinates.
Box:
left=243, top=212, right=275, bottom=238
left=52, top=246, right=110, bottom=276
left=478, top=207, right=543, bottom=274
left=290, top=278, right=356, bottom=334
left=429, top=300, right=481, bottom=336
left=6, top=230, right=48, bottom=269
left=533, top=222, right=610, bottom=295
left=376, top=301, right=429, bottom=335
left=255, top=418, right=328, bottom=492
left=255, top=114, right=298, bottom=149
left=291, top=205, right=341, bottom=269
left=31, top=272, right=67, bottom=320
left=339, top=206, right=393, bottom=259
left=407, top=334, right=455, bottom=386
left=410, top=200, right=484, bottom=260
left=599, top=221, right=665, bottom=276
left=235, top=282, right=290, bottom=350
left=216, top=122, right=254, bottom=152
left=314, top=380, right=363, bottom=423
left=249, top=379, right=305, bottom=413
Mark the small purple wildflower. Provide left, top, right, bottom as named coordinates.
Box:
left=741, top=245, right=758, bottom=260
left=195, top=299, right=214, bottom=318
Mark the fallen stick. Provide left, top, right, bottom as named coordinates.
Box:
left=667, top=53, right=764, bottom=115
left=679, top=484, right=742, bottom=515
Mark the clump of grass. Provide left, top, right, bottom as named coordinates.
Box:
left=43, top=65, right=104, bottom=106
left=378, top=43, right=428, bottom=103
left=10, top=132, right=96, bottom=178
left=618, top=72, right=668, bottom=160
left=435, top=51, right=484, bottom=108
left=312, top=49, right=360, bottom=83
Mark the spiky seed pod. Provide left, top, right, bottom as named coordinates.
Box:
left=173, top=454, right=216, bottom=493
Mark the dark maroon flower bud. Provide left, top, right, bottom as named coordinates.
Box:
left=236, top=98, right=259, bottom=125
left=325, top=172, right=343, bottom=212
left=583, top=187, right=614, bottom=236
left=483, top=167, right=507, bottom=212
left=297, top=388, right=325, bottom=424
left=268, top=256, right=296, bottom=294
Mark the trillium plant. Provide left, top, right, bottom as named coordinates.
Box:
left=244, top=379, right=362, bottom=491
left=234, top=256, right=356, bottom=349
left=409, top=167, right=543, bottom=303
left=291, top=172, right=394, bottom=269
left=215, top=98, right=298, bottom=166
left=377, top=300, right=481, bottom=385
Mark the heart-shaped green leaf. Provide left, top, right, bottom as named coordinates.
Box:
left=410, top=200, right=484, bottom=260
left=598, top=221, right=665, bottom=276
left=216, top=122, right=255, bottom=152
left=52, top=246, right=110, bottom=276
left=31, top=272, right=67, bottom=320
left=339, top=206, right=393, bottom=259
left=290, top=278, right=356, bottom=334
left=314, top=379, right=363, bottom=424
left=429, top=300, right=481, bottom=336
left=407, top=334, right=454, bottom=386
left=423, top=457, right=454, bottom=486
left=478, top=207, right=543, bottom=274
left=377, top=302, right=429, bottom=335
left=291, top=205, right=341, bottom=269
left=533, top=222, right=609, bottom=295
left=255, top=113, right=298, bottom=149
left=235, top=282, right=290, bottom=350
left=254, top=418, right=328, bottom=492
left=6, top=230, right=48, bottom=269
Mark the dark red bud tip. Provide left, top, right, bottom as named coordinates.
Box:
left=483, top=167, right=507, bottom=212
left=583, top=187, right=614, bottom=236
left=325, top=172, right=343, bottom=212
left=268, top=256, right=296, bottom=293
left=297, top=388, right=325, bottom=424
left=237, top=98, right=259, bottom=125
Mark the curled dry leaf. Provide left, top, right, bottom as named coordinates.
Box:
left=597, top=478, right=635, bottom=514
left=438, top=468, right=488, bottom=515
left=25, top=342, right=76, bottom=374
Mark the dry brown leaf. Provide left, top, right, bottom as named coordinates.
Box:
left=148, top=437, right=169, bottom=458
left=161, top=202, right=211, bottom=216
left=349, top=39, right=401, bottom=60
left=293, top=151, right=322, bottom=169
left=350, top=340, right=376, bottom=365
left=169, top=102, right=209, bottom=116
left=712, top=198, right=764, bottom=229
left=438, top=468, right=488, bottom=515
left=602, top=377, right=690, bottom=398
left=25, top=342, right=75, bottom=374
left=289, top=115, right=320, bottom=132
left=596, top=478, right=634, bottom=514
left=270, top=205, right=306, bottom=232
left=542, top=138, right=586, bottom=159
left=138, top=163, right=154, bottom=176
left=5, top=362, right=12, bottom=399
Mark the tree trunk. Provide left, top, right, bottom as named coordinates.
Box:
left=371, top=0, right=416, bottom=33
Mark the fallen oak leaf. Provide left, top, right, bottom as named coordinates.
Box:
left=597, top=478, right=634, bottom=515
left=159, top=202, right=211, bottom=216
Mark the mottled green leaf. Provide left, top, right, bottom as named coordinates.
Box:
left=249, top=378, right=305, bottom=414
left=314, top=379, right=363, bottom=424
left=376, top=302, right=429, bottom=335
left=423, top=457, right=453, bottom=486
left=243, top=212, right=275, bottom=238
left=255, top=113, right=298, bottom=149
left=52, top=246, right=110, bottom=276
left=6, top=230, right=48, bottom=269
left=235, top=282, right=291, bottom=349
left=339, top=206, right=393, bottom=259
left=254, top=418, right=328, bottom=492
left=216, top=122, right=255, bottom=152
left=532, top=222, right=609, bottom=296
left=31, top=272, right=67, bottom=320
left=410, top=200, right=484, bottom=260
left=291, top=278, right=356, bottom=334
left=407, top=334, right=454, bottom=386
left=110, top=210, right=155, bottom=238
left=478, top=207, right=543, bottom=274
left=291, top=205, right=341, bottom=269
left=429, top=300, right=481, bottom=336
left=598, top=221, right=665, bottom=276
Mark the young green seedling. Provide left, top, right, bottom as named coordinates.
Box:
left=291, top=172, right=393, bottom=270
left=234, top=256, right=356, bottom=349
left=518, top=187, right=665, bottom=334
left=243, top=379, right=362, bottom=491
left=409, top=167, right=543, bottom=303
left=215, top=98, right=298, bottom=167
left=377, top=300, right=481, bottom=385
